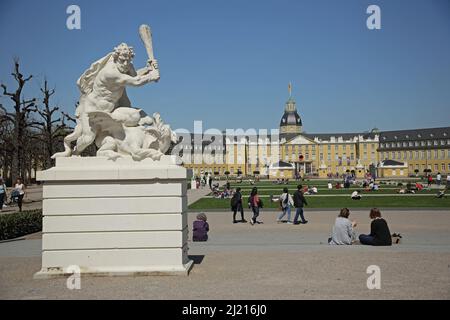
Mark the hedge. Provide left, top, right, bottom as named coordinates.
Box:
left=0, top=209, right=43, bottom=241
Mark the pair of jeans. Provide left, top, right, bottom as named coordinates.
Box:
left=233, top=203, right=245, bottom=221
left=17, top=194, right=24, bottom=212
left=294, top=207, right=306, bottom=224
left=277, top=205, right=291, bottom=222
left=251, top=206, right=259, bottom=223
left=359, top=234, right=376, bottom=245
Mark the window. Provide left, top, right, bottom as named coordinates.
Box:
left=442, top=164, right=446, bottom=171
left=434, top=150, right=438, bottom=159
left=434, top=164, right=438, bottom=171
left=434, top=140, right=438, bottom=146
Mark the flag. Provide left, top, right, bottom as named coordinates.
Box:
left=288, top=82, right=292, bottom=96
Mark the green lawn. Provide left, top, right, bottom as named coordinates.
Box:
left=189, top=195, right=450, bottom=210
left=208, top=189, right=437, bottom=196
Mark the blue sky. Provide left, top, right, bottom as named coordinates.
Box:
left=1, top=0, right=449, bottom=133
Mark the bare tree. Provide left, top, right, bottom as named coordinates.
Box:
left=35, top=80, right=69, bottom=169
left=0, top=113, right=14, bottom=184
left=0, top=59, right=38, bottom=184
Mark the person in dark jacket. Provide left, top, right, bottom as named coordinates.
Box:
left=293, top=184, right=308, bottom=225
left=359, top=208, right=392, bottom=246
left=192, top=212, right=209, bottom=241
left=230, top=187, right=247, bottom=223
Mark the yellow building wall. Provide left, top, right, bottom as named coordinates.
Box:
left=378, top=167, right=409, bottom=178
left=379, top=149, right=450, bottom=175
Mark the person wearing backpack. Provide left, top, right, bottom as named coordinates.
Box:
left=276, top=187, right=294, bottom=224
left=248, top=187, right=263, bottom=225
left=230, top=187, right=247, bottom=223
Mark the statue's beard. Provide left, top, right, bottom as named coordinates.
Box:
left=117, top=61, right=131, bottom=74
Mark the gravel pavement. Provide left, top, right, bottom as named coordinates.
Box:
left=0, top=209, right=449, bottom=299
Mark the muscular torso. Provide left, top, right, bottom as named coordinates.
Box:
left=86, top=61, right=131, bottom=113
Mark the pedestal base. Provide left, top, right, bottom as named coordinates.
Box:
left=34, top=260, right=194, bottom=279
left=35, top=156, right=193, bottom=277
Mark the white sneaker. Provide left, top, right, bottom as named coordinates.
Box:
left=286, top=221, right=293, bottom=225
left=250, top=219, right=254, bottom=225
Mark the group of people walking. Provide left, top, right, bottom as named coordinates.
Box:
left=229, top=184, right=309, bottom=225
left=0, top=177, right=26, bottom=212
left=230, top=187, right=263, bottom=225
left=276, top=185, right=308, bottom=224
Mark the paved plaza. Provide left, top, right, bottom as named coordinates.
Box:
left=1, top=209, right=449, bottom=299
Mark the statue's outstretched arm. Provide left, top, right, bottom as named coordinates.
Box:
left=119, top=73, right=155, bottom=87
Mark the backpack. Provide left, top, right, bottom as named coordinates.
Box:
left=283, top=194, right=289, bottom=205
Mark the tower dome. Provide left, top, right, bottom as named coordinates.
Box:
left=280, top=97, right=302, bottom=140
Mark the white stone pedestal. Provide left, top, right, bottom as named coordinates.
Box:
left=34, top=156, right=193, bottom=278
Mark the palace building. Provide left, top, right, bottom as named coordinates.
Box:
left=179, top=93, right=450, bottom=179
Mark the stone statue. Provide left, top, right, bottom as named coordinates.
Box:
left=53, top=27, right=177, bottom=161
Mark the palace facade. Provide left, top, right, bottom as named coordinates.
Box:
left=179, top=96, right=450, bottom=179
